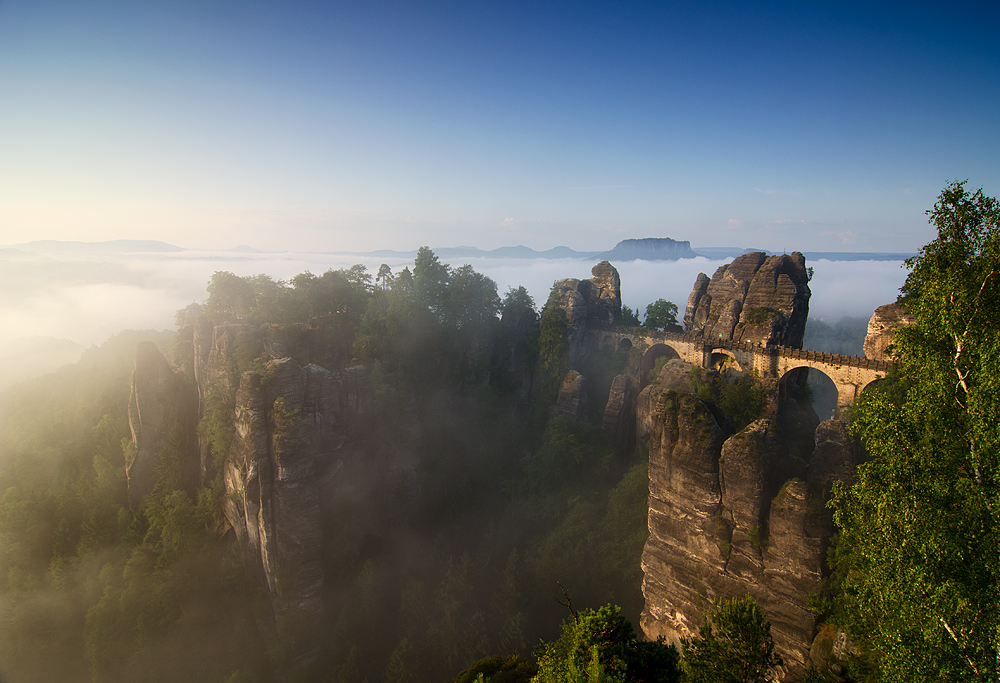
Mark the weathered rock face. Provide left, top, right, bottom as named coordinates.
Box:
left=224, top=357, right=374, bottom=667
left=126, top=342, right=199, bottom=508
left=863, top=302, right=914, bottom=361
left=552, top=261, right=622, bottom=365
left=603, top=373, right=634, bottom=454
left=684, top=252, right=811, bottom=348
left=635, top=358, right=696, bottom=443
left=554, top=370, right=588, bottom=422
left=640, top=365, right=856, bottom=679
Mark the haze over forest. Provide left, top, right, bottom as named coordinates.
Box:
left=0, top=1, right=998, bottom=681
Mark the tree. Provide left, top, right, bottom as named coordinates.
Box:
left=643, top=300, right=681, bottom=332
left=533, top=604, right=680, bottom=683
left=501, top=286, right=536, bottom=320
left=831, top=181, right=1000, bottom=681
left=538, top=289, right=570, bottom=397
left=681, top=595, right=782, bottom=683
left=618, top=305, right=641, bottom=327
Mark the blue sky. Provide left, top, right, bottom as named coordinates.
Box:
left=1, top=0, right=997, bottom=252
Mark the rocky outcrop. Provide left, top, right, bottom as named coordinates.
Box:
left=640, top=366, right=856, bottom=679
left=635, top=358, right=696, bottom=443
left=603, top=373, right=634, bottom=454
left=554, top=370, right=588, bottom=422
left=126, top=342, right=199, bottom=508
left=863, top=302, right=914, bottom=361
left=223, top=357, right=375, bottom=667
left=602, top=238, right=696, bottom=261
left=551, top=261, right=622, bottom=365
left=684, top=252, right=811, bottom=348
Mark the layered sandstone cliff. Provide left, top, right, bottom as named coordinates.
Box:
left=639, top=374, right=858, bottom=679
left=684, top=252, right=811, bottom=348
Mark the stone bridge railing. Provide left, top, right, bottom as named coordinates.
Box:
left=589, top=323, right=891, bottom=417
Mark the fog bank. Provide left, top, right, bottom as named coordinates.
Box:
left=0, top=247, right=908, bottom=382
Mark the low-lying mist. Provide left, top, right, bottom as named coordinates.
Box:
left=0, top=245, right=908, bottom=388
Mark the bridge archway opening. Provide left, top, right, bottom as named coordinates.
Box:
left=617, top=338, right=633, bottom=354
left=641, top=344, right=680, bottom=385
left=779, top=366, right=838, bottom=422
left=709, top=349, right=743, bottom=373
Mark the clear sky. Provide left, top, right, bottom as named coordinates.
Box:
left=1, top=0, right=997, bottom=253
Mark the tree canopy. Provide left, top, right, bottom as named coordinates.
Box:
left=832, top=181, right=1000, bottom=681
left=680, top=595, right=782, bottom=683
left=643, top=300, right=681, bottom=332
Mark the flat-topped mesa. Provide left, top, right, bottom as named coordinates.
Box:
left=684, top=252, right=811, bottom=348
left=604, top=237, right=697, bottom=261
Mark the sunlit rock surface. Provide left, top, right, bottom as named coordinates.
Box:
left=684, top=252, right=811, bottom=348
left=640, top=368, right=856, bottom=680
left=863, top=302, right=914, bottom=361
left=552, top=261, right=622, bottom=365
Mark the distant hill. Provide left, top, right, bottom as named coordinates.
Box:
left=599, top=237, right=696, bottom=260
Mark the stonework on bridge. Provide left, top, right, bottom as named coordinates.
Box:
left=587, top=324, right=890, bottom=417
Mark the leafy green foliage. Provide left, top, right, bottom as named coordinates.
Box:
left=533, top=604, right=680, bottom=683
left=455, top=655, right=537, bottom=683
left=681, top=595, right=782, bottom=683
left=618, top=305, right=641, bottom=327
left=832, top=181, right=1000, bottom=682
left=643, top=300, right=681, bottom=332
left=539, top=290, right=570, bottom=397
left=0, top=332, right=268, bottom=683
left=688, top=368, right=767, bottom=432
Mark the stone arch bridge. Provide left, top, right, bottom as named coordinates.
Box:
left=589, top=324, right=891, bottom=417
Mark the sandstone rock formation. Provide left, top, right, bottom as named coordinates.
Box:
left=863, top=302, right=914, bottom=361
left=551, top=261, right=622, bottom=365
left=603, top=373, right=634, bottom=454
left=684, top=252, right=811, bottom=348
left=223, top=357, right=378, bottom=667
left=553, top=370, right=588, bottom=422
left=126, top=342, right=199, bottom=508
left=640, top=365, right=857, bottom=679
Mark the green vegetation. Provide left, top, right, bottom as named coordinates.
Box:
left=0, top=331, right=268, bottom=683
left=830, top=182, right=1000, bottom=681
left=643, top=300, right=681, bottom=332
left=681, top=595, right=782, bottom=683
left=689, top=367, right=767, bottom=432
left=533, top=604, right=680, bottom=683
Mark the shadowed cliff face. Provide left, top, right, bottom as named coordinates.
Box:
left=639, top=369, right=859, bottom=679
left=127, top=341, right=199, bottom=508
left=684, top=252, right=811, bottom=348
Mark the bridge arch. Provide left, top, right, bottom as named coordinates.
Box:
left=641, top=343, right=681, bottom=383
left=709, top=348, right=748, bottom=373
left=778, top=365, right=838, bottom=421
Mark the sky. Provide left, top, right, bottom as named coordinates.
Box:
left=1, top=0, right=997, bottom=254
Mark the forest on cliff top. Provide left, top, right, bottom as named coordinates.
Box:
left=1, top=182, right=997, bottom=683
